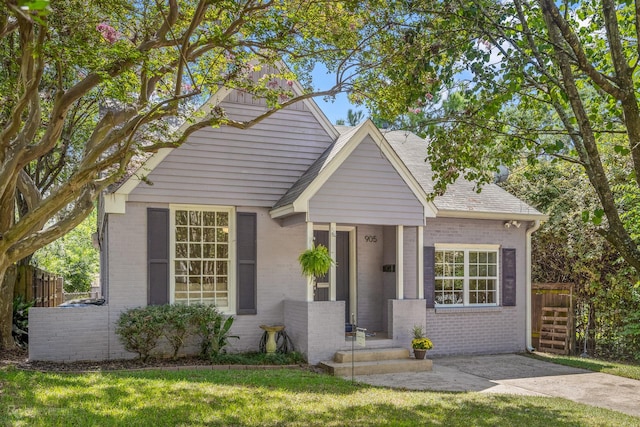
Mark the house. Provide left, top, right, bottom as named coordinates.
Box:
left=28, top=74, right=546, bottom=364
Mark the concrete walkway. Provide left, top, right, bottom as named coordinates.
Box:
left=351, top=354, right=640, bottom=418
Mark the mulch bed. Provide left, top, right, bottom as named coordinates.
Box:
left=0, top=348, right=316, bottom=373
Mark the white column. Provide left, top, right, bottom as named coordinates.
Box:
left=396, top=225, right=404, bottom=300
left=329, top=222, right=337, bottom=301
left=417, top=226, right=424, bottom=299
left=306, top=221, right=314, bottom=302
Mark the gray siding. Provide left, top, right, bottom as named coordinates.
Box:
left=308, top=136, right=424, bottom=225
left=129, top=102, right=334, bottom=207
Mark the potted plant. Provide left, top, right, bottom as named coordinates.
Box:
left=411, top=324, right=433, bottom=360
left=298, top=244, right=334, bottom=287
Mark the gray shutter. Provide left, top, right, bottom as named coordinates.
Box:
left=237, top=212, right=257, bottom=314
left=424, top=246, right=435, bottom=308
left=502, top=248, right=517, bottom=306
left=148, top=208, right=169, bottom=305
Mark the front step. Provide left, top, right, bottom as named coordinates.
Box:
left=319, top=347, right=432, bottom=376
left=334, top=347, right=409, bottom=363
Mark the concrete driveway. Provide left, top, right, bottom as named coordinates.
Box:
left=352, top=354, right=640, bottom=418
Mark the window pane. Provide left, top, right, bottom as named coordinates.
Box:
left=175, top=211, right=188, bottom=225
left=479, top=252, right=487, bottom=263
left=217, top=278, right=228, bottom=291
left=203, top=228, right=216, bottom=242
left=217, top=212, right=229, bottom=227
left=176, top=227, right=188, bottom=242
left=469, top=252, right=477, bottom=263
left=203, top=261, right=215, bottom=275
left=175, top=261, right=187, bottom=275
left=189, top=211, right=201, bottom=226
left=176, top=244, right=188, bottom=259
left=189, top=244, right=201, bottom=258
left=217, top=228, right=229, bottom=243
left=488, top=265, right=496, bottom=276
left=479, top=265, right=487, bottom=276
left=454, top=264, right=464, bottom=277
left=454, top=251, right=464, bottom=263
left=217, top=244, right=228, bottom=259
left=189, top=261, right=201, bottom=275
left=203, top=244, right=215, bottom=259
left=488, top=252, right=497, bottom=263
left=189, top=228, right=202, bottom=242
left=203, top=211, right=216, bottom=226
left=216, top=261, right=228, bottom=276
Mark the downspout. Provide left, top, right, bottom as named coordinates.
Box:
left=526, top=220, right=541, bottom=352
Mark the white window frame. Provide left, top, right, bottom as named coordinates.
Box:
left=434, top=244, right=500, bottom=307
left=170, top=204, right=236, bottom=314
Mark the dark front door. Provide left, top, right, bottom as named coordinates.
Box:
left=313, top=230, right=350, bottom=323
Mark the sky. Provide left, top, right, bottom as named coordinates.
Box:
left=310, top=65, right=369, bottom=125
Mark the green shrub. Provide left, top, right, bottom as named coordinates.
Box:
left=115, top=306, right=165, bottom=362
left=189, top=304, right=239, bottom=359
left=13, top=295, right=34, bottom=349
left=159, top=304, right=194, bottom=360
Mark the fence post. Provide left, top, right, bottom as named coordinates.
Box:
left=56, top=277, right=63, bottom=306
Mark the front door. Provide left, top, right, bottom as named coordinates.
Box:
left=313, top=230, right=350, bottom=323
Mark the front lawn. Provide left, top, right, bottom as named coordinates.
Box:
left=1, top=367, right=638, bottom=426
left=528, top=352, right=640, bottom=381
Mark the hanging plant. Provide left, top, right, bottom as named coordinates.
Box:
left=298, top=244, right=334, bottom=280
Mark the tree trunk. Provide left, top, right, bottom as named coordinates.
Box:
left=0, top=261, right=16, bottom=350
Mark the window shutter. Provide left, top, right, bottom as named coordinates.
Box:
left=147, top=208, right=169, bottom=305
left=237, top=212, right=257, bottom=314
left=502, top=248, right=517, bottom=306
left=424, top=246, right=435, bottom=308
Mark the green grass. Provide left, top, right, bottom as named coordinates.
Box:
left=528, top=352, right=640, bottom=381
left=1, top=366, right=638, bottom=426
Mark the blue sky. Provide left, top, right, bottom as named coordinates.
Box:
left=311, top=65, right=369, bottom=125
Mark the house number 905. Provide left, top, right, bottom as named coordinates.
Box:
left=364, top=235, right=377, bottom=243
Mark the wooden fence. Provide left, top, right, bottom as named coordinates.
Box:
left=531, top=283, right=575, bottom=355
left=14, top=265, right=64, bottom=307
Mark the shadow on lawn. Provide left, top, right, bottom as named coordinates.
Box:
left=2, top=367, right=635, bottom=426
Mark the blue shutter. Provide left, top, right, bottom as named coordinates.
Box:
left=237, top=212, right=257, bottom=314
left=502, top=248, right=517, bottom=306
left=424, top=246, right=435, bottom=308
left=147, top=208, right=169, bottom=305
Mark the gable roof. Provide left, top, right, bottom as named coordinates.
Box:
left=378, top=129, right=546, bottom=220
left=270, top=120, right=437, bottom=219
left=103, top=71, right=340, bottom=214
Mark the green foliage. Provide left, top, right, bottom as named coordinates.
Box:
left=411, top=324, right=426, bottom=340
left=32, top=209, right=99, bottom=293
left=621, top=308, right=640, bottom=362
left=116, top=304, right=239, bottom=361
left=189, top=304, right=238, bottom=359
left=115, top=306, right=165, bottom=362
left=503, top=158, right=640, bottom=361
left=159, top=304, right=193, bottom=360
left=298, top=244, right=334, bottom=279
left=12, top=296, right=34, bottom=349
left=210, top=351, right=306, bottom=365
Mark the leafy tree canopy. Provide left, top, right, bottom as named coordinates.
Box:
left=356, top=0, right=640, bottom=273
left=0, top=0, right=415, bottom=348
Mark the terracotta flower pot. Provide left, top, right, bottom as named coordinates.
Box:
left=413, top=349, right=427, bottom=359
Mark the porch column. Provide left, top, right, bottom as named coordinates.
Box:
left=306, top=221, right=314, bottom=302
left=329, top=222, right=337, bottom=301
left=396, top=225, right=404, bottom=300
left=417, top=226, right=424, bottom=299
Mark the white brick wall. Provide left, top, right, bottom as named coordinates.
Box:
left=30, top=205, right=529, bottom=361
left=423, top=217, right=527, bottom=355
left=29, top=307, right=111, bottom=362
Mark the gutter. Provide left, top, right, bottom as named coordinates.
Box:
left=526, top=219, right=542, bottom=352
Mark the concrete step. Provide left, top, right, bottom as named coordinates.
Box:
left=320, top=358, right=433, bottom=376
left=334, top=347, right=410, bottom=363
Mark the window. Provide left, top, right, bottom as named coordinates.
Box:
left=171, top=206, right=234, bottom=310
left=434, top=246, right=499, bottom=306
